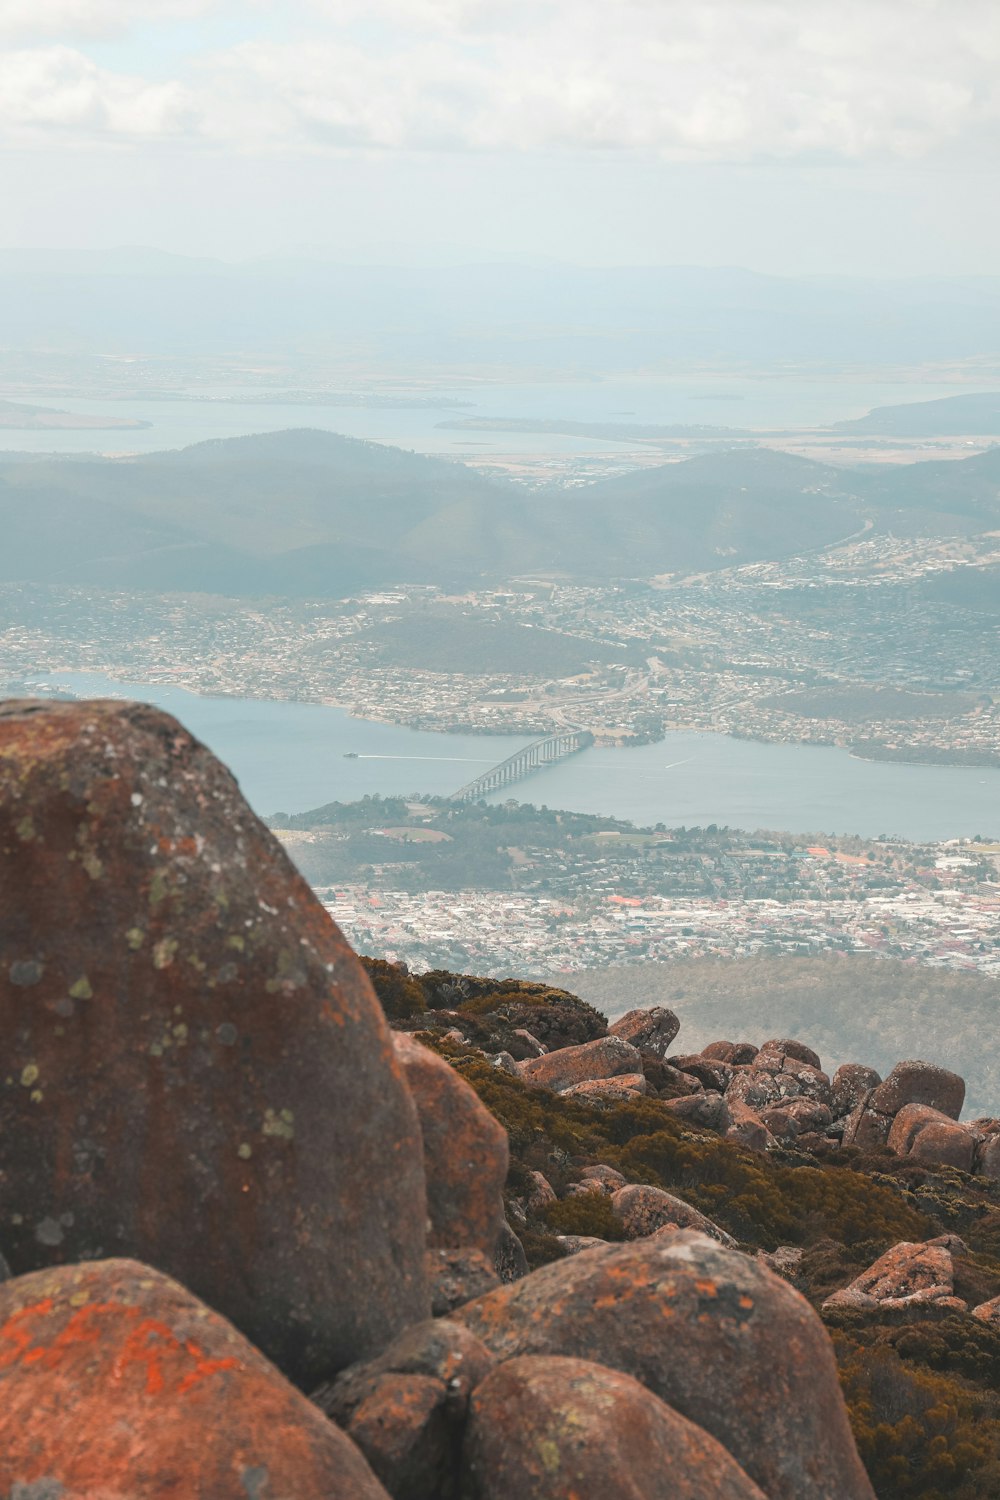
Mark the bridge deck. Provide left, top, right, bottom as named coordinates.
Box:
left=450, top=729, right=593, bottom=802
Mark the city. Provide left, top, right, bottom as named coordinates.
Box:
left=2, top=523, right=999, bottom=767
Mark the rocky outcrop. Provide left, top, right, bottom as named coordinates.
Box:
left=971, top=1294, right=1000, bottom=1328
left=5, top=697, right=994, bottom=1499
left=517, top=1033, right=643, bottom=1092
left=393, top=1032, right=508, bottom=1260
left=608, top=1004, right=680, bottom=1057
left=0, top=698, right=428, bottom=1387
left=830, top=1063, right=882, bottom=1118
left=0, top=1258, right=390, bottom=1499
left=610, top=1185, right=737, bottom=1248
left=562, top=1071, right=650, bottom=1104
left=888, top=1103, right=978, bottom=1170
left=840, top=1062, right=973, bottom=1168
left=870, top=1060, right=966, bottom=1120
left=462, top=1355, right=767, bottom=1499
left=823, top=1236, right=968, bottom=1313
left=457, top=1232, right=875, bottom=1500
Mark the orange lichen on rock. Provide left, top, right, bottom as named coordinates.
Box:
left=456, top=1231, right=875, bottom=1500
left=0, top=1258, right=390, bottom=1499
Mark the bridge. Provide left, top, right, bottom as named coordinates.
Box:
left=450, top=729, right=594, bottom=802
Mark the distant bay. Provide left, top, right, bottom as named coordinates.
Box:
left=0, top=372, right=971, bottom=458
left=23, top=672, right=1000, bottom=842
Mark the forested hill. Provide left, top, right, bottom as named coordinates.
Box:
left=2, top=428, right=1000, bottom=597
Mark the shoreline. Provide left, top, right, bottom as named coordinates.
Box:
left=12, top=668, right=1000, bottom=773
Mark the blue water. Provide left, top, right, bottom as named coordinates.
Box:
left=29, top=673, right=1000, bottom=841
left=36, top=672, right=530, bottom=816
left=0, top=373, right=971, bottom=457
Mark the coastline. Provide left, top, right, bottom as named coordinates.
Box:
left=13, top=668, right=999, bottom=771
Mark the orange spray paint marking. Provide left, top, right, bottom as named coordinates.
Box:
left=0, top=1298, right=56, bottom=1370
left=176, top=1339, right=240, bottom=1395
left=0, top=1297, right=237, bottom=1399
left=112, top=1315, right=239, bottom=1397
left=36, top=1301, right=121, bottom=1369
left=113, top=1316, right=188, bottom=1395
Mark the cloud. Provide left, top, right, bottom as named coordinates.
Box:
left=203, top=0, right=1000, bottom=160
left=0, top=46, right=199, bottom=136
left=1, top=0, right=997, bottom=158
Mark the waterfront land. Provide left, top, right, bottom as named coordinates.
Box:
left=4, top=516, right=998, bottom=767
left=263, top=794, right=1000, bottom=982
left=0, top=399, right=150, bottom=431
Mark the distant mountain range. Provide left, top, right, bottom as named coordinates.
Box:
left=2, top=427, right=1000, bottom=597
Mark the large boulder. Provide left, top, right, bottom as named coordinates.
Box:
left=457, top=1232, right=874, bottom=1500
left=908, top=1121, right=977, bottom=1173
left=517, top=1034, right=642, bottom=1093
left=869, top=1060, right=966, bottom=1121
left=608, top=1005, right=680, bottom=1058
left=610, top=1185, right=737, bottom=1248
left=393, top=1033, right=509, bottom=1259
left=842, top=1061, right=967, bottom=1154
left=887, top=1103, right=978, bottom=1171
left=0, top=698, right=429, bottom=1386
left=0, top=1258, right=390, bottom=1499
left=462, top=1355, right=767, bottom=1499
left=759, top=1038, right=822, bottom=1069
left=562, top=1072, right=649, bottom=1105
left=823, top=1236, right=967, bottom=1313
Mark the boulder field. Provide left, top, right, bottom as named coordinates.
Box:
left=3, top=698, right=1000, bottom=1497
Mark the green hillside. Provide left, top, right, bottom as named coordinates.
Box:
left=1, top=429, right=999, bottom=596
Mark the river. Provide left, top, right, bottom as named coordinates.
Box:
left=28, top=672, right=1000, bottom=842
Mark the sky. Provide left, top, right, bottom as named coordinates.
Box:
left=1, top=0, right=999, bottom=272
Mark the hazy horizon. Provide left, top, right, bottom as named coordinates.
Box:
left=2, top=0, right=999, bottom=275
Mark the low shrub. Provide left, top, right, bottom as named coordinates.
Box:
left=542, top=1193, right=626, bottom=1241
